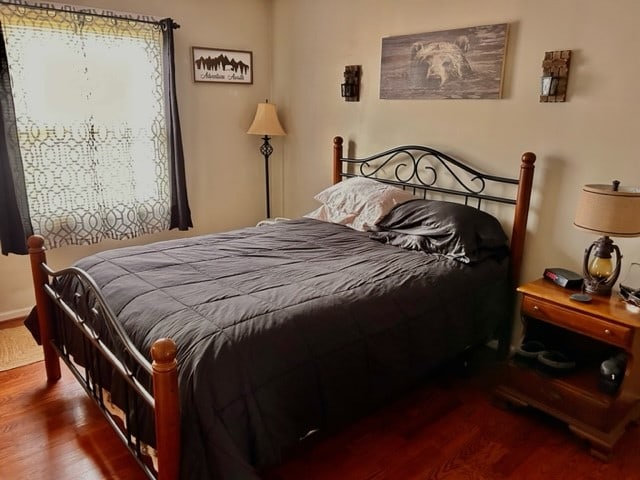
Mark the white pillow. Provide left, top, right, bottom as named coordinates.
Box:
left=304, top=204, right=356, bottom=226
left=305, top=177, right=415, bottom=231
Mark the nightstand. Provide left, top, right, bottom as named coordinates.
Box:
left=494, top=278, right=640, bottom=460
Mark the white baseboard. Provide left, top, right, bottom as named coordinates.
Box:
left=0, top=307, right=32, bottom=323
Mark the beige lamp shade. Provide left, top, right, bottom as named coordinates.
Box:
left=247, top=102, right=286, bottom=136
left=574, top=184, right=640, bottom=237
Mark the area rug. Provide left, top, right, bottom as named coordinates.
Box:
left=0, top=323, right=43, bottom=371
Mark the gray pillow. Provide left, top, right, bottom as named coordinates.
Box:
left=371, top=199, right=508, bottom=263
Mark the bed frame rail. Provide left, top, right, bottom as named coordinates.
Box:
left=27, top=235, right=180, bottom=480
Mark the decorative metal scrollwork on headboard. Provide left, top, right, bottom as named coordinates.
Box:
left=341, top=144, right=519, bottom=208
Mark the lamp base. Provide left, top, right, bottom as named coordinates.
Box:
left=582, top=236, right=622, bottom=297
left=583, top=278, right=614, bottom=296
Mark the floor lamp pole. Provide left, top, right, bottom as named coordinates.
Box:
left=259, top=135, right=273, bottom=219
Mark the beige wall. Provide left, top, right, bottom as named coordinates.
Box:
left=2, top=0, right=640, bottom=331
left=0, top=0, right=274, bottom=319
left=272, top=0, right=640, bottom=295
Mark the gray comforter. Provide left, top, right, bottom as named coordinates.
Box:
left=48, top=218, right=509, bottom=479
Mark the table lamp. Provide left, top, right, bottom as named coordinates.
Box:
left=573, top=181, right=640, bottom=295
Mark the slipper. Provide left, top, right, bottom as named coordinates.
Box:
left=513, top=340, right=546, bottom=365
left=536, top=350, right=576, bottom=375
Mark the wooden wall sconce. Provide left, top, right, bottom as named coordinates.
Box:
left=341, top=65, right=361, bottom=102
left=540, top=50, right=571, bottom=102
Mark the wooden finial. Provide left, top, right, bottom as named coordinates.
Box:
left=521, top=152, right=536, bottom=166
left=27, top=234, right=46, bottom=252
left=151, top=338, right=177, bottom=369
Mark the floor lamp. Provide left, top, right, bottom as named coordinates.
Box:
left=247, top=101, right=286, bottom=219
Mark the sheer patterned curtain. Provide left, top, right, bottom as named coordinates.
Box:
left=0, top=3, right=191, bottom=254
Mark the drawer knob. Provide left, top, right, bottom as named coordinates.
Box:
left=533, top=305, right=540, bottom=311
left=604, top=329, right=612, bottom=336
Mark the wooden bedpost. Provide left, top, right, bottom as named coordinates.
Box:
left=151, top=338, right=180, bottom=480
left=27, top=235, right=61, bottom=382
left=509, top=152, right=536, bottom=287
left=332, top=136, right=344, bottom=184
left=497, top=152, right=536, bottom=358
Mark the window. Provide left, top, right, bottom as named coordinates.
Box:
left=0, top=4, right=191, bottom=253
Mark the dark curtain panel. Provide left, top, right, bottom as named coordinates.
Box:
left=0, top=25, right=31, bottom=255
left=162, top=18, right=192, bottom=231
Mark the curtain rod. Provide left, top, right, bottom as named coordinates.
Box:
left=0, top=1, right=179, bottom=29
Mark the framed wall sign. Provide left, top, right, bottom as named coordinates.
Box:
left=192, top=47, right=253, bottom=84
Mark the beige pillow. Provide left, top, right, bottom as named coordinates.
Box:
left=305, top=177, right=415, bottom=231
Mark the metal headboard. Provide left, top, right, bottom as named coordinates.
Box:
left=332, top=137, right=520, bottom=209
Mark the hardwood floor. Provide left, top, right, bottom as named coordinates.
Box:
left=0, top=361, right=145, bottom=480
left=2, top=351, right=640, bottom=479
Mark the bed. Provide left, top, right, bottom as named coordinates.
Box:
left=26, top=136, right=535, bottom=480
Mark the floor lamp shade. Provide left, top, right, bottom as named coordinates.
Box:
left=573, top=183, right=640, bottom=295
left=247, top=102, right=286, bottom=219
left=247, top=102, right=286, bottom=136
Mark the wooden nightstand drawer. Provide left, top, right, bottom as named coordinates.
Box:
left=503, top=363, right=614, bottom=431
left=522, top=296, right=632, bottom=349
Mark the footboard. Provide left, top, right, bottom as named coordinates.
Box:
left=27, top=235, right=180, bottom=480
